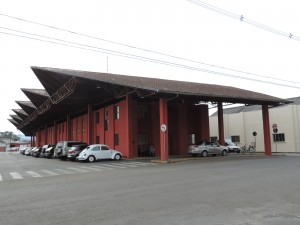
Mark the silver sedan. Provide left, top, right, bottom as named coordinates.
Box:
left=188, top=141, right=228, bottom=157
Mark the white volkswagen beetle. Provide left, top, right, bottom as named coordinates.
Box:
left=77, top=144, right=122, bottom=162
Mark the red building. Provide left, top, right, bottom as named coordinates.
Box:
left=9, top=67, right=290, bottom=160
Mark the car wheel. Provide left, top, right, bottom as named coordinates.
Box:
left=201, top=151, right=208, bottom=157
left=88, top=155, right=95, bottom=163
left=114, top=154, right=122, bottom=160
left=222, top=150, right=228, bottom=156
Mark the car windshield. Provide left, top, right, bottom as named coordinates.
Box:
left=226, top=142, right=236, bottom=146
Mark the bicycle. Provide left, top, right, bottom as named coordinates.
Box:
left=240, top=144, right=256, bottom=154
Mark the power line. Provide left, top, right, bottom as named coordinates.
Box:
left=1, top=28, right=300, bottom=90
left=0, top=13, right=298, bottom=85
left=186, top=0, right=300, bottom=41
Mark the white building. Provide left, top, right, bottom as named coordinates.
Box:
left=209, top=97, right=300, bottom=153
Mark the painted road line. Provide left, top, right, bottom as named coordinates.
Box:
left=79, top=166, right=103, bottom=171
left=9, top=172, right=24, bottom=180
left=98, top=163, right=127, bottom=169
left=55, top=169, right=74, bottom=174
left=123, top=161, right=156, bottom=166
left=0, top=174, right=2, bottom=181
left=40, top=170, right=59, bottom=176
left=90, top=165, right=115, bottom=170
left=111, top=162, right=139, bottom=168
left=66, top=167, right=89, bottom=173
left=26, top=171, right=43, bottom=178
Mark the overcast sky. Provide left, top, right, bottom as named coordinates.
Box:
left=1, top=0, right=300, bottom=134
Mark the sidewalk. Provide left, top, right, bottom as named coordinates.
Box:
left=128, top=152, right=300, bottom=164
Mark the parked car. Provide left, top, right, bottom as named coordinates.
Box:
left=25, top=147, right=34, bottom=156
left=32, top=147, right=43, bottom=157
left=40, top=144, right=54, bottom=157
left=54, top=141, right=87, bottom=160
left=8, top=147, right=19, bottom=152
left=44, top=145, right=56, bottom=158
left=77, top=144, right=122, bottom=162
left=19, top=147, right=28, bottom=155
left=188, top=141, right=228, bottom=157
left=67, top=144, right=89, bottom=161
left=224, top=139, right=241, bottom=153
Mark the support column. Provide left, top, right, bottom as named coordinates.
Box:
left=87, top=104, right=93, bottom=144
left=53, top=121, right=57, bottom=144
left=262, top=105, right=272, bottom=156
left=159, top=98, right=169, bottom=161
left=66, top=114, right=71, bottom=140
left=177, top=103, right=188, bottom=155
left=125, top=94, right=137, bottom=158
left=37, top=129, right=41, bottom=146
left=30, top=135, right=33, bottom=147
left=218, top=102, right=225, bottom=145
left=44, top=125, right=47, bottom=145
left=200, top=105, right=210, bottom=141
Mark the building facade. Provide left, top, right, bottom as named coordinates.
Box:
left=209, top=97, right=300, bottom=153
left=8, top=67, right=289, bottom=159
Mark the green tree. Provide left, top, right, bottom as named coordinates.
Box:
left=0, top=131, right=20, bottom=141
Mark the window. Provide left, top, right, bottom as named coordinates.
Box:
left=101, top=146, right=109, bottom=150
left=210, top=136, right=218, bottom=142
left=92, top=146, right=100, bottom=151
left=96, top=136, right=100, bottom=144
left=114, top=105, right=120, bottom=119
left=189, top=134, right=196, bottom=145
left=231, top=135, right=240, bottom=143
left=105, top=108, right=109, bottom=131
left=96, top=112, right=100, bottom=124
left=104, top=120, right=109, bottom=131
left=105, top=108, right=109, bottom=119
left=273, top=133, right=285, bottom=142
left=114, top=134, right=119, bottom=145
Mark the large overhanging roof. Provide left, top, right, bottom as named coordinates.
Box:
left=31, top=66, right=290, bottom=104
left=11, top=66, right=291, bottom=135
left=16, top=101, right=36, bottom=115
left=12, top=109, right=28, bottom=120
left=21, top=89, right=50, bottom=107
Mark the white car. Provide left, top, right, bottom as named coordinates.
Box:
left=224, top=139, right=241, bottom=153
left=188, top=141, right=228, bottom=157
left=77, top=144, right=122, bottom=162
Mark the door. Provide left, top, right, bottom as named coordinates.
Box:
left=99, top=145, right=112, bottom=159
left=206, top=142, right=216, bottom=155
left=91, top=146, right=101, bottom=159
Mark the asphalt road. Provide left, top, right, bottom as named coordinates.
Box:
left=1, top=153, right=300, bottom=225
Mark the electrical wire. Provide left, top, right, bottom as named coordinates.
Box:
left=0, top=13, right=299, bottom=85
left=1, top=27, right=300, bottom=90
left=186, top=0, right=300, bottom=41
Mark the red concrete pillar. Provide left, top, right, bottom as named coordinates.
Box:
left=53, top=121, right=57, bottom=144
left=218, top=102, right=225, bottom=145
left=125, top=94, right=137, bottom=158
left=87, top=104, right=93, bottom=144
left=44, top=125, right=47, bottom=145
left=200, top=105, right=210, bottom=141
left=66, top=114, right=71, bottom=140
left=159, top=98, right=169, bottom=161
left=177, top=103, right=188, bottom=155
left=30, top=135, right=33, bottom=147
left=262, top=105, right=272, bottom=156
left=37, top=129, right=41, bottom=146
